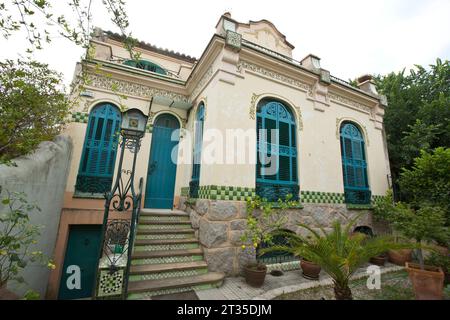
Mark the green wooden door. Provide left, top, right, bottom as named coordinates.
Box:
left=58, top=225, right=102, bottom=300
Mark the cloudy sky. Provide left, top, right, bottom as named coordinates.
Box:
left=1, top=0, right=449, bottom=89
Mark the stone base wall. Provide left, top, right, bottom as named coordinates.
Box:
left=179, top=197, right=388, bottom=276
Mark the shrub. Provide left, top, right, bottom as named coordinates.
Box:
left=0, top=59, right=70, bottom=164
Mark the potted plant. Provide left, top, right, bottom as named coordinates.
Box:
left=425, top=252, right=450, bottom=285
left=375, top=192, right=448, bottom=299
left=370, top=253, right=388, bottom=266
left=300, top=258, right=321, bottom=280
left=261, top=214, right=413, bottom=300
left=240, top=195, right=298, bottom=287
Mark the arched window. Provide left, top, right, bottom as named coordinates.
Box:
left=340, top=122, right=371, bottom=204
left=189, top=104, right=205, bottom=198
left=123, top=59, right=167, bottom=75
left=256, top=100, right=299, bottom=202
left=75, top=103, right=121, bottom=195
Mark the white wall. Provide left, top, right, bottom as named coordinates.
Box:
left=0, top=136, right=73, bottom=298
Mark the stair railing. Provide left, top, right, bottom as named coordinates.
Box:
left=93, top=133, right=144, bottom=300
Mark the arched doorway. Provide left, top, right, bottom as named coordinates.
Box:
left=145, top=114, right=180, bottom=209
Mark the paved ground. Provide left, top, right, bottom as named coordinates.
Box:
left=195, top=263, right=404, bottom=300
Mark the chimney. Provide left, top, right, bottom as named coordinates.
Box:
left=357, top=74, right=378, bottom=96
left=300, top=54, right=321, bottom=74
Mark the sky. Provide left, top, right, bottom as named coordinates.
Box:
left=1, top=0, right=449, bottom=89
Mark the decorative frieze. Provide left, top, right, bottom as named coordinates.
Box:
left=329, top=92, right=372, bottom=114
left=87, top=73, right=190, bottom=103
left=238, top=61, right=313, bottom=96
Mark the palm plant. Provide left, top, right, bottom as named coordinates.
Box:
left=260, top=215, right=415, bottom=300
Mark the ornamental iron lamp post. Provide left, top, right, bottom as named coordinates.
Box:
left=94, top=108, right=148, bottom=299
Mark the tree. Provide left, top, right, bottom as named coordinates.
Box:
left=0, top=0, right=133, bottom=52
left=399, top=148, right=450, bottom=227
left=261, top=216, right=412, bottom=300
left=0, top=59, right=70, bottom=163
left=373, top=191, right=448, bottom=268
left=374, top=59, right=450, bottom=199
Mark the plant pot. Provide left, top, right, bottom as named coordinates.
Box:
left=388, top=249, right=412, bottom=266
left=244, top=264, right=267, bottom=288
left=301, top=260, right=321, bottom=280
left=370, top=255, right=387, bottom=266
left=406, top=262, right=445, bottom=300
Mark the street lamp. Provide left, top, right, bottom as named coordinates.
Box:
left=93, top=108, right=148, bottom=299
left=121, top=108, right=148, bottom=139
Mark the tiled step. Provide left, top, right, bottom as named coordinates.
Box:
left=127, top=272, right=225, bottom=299
left=132, top=248, right=203, bottom=260
left=139, top=220, right=192, bottom=225
left=134, top=238, right=199, bottom=252
left=138, top=223, right=192, bottom=230
left=136, top=233, right=194, bottom=240
left=129, top=261, right=209, bottom=281
left=136, top=228, right=195, bottom=235
left=134, top=238, right=198, bottom=246
left=140, top=215, right=190, bottom=222
left=140, top=209, right=189, bottom=216
left=130, top=261, right=208, bottom=275
left=134, top=242, right=199, bottom=252
left=131, top=248, right=204, bottom=265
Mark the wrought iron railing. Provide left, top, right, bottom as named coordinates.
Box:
left=344, top=187, right=372, bottom=205
left=93, top=135, right=144, bottom=299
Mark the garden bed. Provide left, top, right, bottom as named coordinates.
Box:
left=274, top=271, right=450, bottom=300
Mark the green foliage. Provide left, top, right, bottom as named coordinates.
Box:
left=0, top=0, right=132, bottom=51
left=374, top=59, right=450, bottom=195
left=240, top=194, right=299, bottom=250
left=399, top=148, right=450, bottom=226
left=23, top=289, right=41, bottom=300
left=425, top=252, right=450, bottom=274
left=0, top=189, right=54, bottom=286
left=374, top=190, right=448, bottom=244
left=260, top=215, right=413, bottom=300
left=0, top=59, right=70, bottom=163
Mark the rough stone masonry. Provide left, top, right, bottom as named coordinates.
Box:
left=179, top=197, right=388, bottom=276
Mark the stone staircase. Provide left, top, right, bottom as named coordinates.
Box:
left=127, top=209, right=225, bottom=299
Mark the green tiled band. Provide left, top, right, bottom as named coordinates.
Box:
left=182, top=186, right=385, bottom=205
left=71, top=112, right=89, bottom=123
left=198, top=185, right=256, bottom=201
left=301, top=191, right=345, bottom=204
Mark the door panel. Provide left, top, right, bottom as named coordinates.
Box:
left=145, top=115, right=180, bottom=209
left=58, top=225, right=102, bottom=300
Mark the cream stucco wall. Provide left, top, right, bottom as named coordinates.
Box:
left=64, top=21, right=391, bottom=213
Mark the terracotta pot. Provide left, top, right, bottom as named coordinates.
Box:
left=301, top=260, right=321, bottom=280
left=406, top=262, right=445, bottom=300
left=388, top=249, right=412, bottom=266
left=370, top=255, right=387, bottom=266
left=244, top=264, right=267, bottom=288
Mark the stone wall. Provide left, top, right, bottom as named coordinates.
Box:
left=179, top=197, right=388, bottom=276
left=0, top=136, right=73, bottom=298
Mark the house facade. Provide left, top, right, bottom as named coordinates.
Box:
left=47, top=13, right=391, bottom=299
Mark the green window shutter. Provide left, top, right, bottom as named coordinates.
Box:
left=340, top=123, right=371, bottom=204
left=75, top=104, right=121, bottom=195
